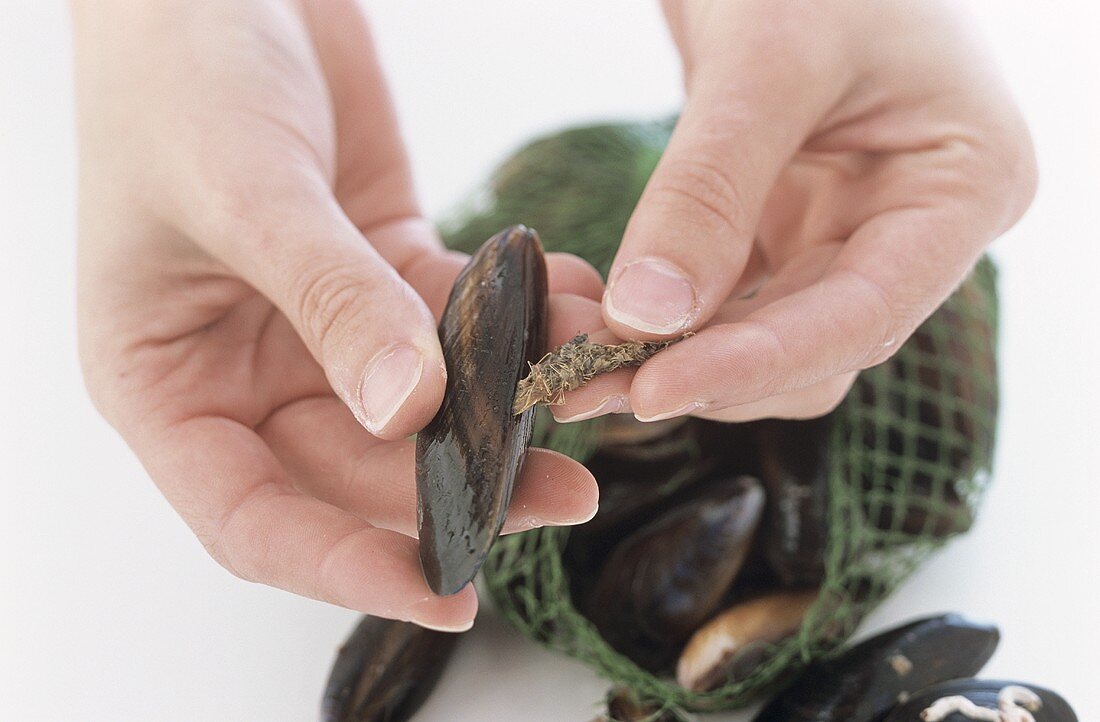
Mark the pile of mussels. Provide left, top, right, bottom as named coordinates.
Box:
left=321, top=228, right=1076, bottom=722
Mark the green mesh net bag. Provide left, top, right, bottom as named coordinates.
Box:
left=441, top=120, right=999, bottom=716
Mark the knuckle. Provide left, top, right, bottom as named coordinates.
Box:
left=866, top=339, right=902, bottom=368
left=808, top=375, right=854, bottom=416
left=294, top=263, right=371, bottom=353
left=77, top=353, right=114, bottom=420
left=806, top=394, right=844, bottom=418
left=200, top=483, right=280, bottom=585
left=199, top=531, right=258, bottom=583
left=998, top=130, right=1039, bottom=222
left=949, top=123, right=1039, bottom=232
left=711, top=319, right=791, bottom=401
left=834, top=269, right=913, bottom=369
left=314, top=528, right=364, bottom=607
left=648, top=157, right=752, bottom=240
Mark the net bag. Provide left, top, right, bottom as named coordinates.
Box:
left=441, top=120, right=999, bottom=714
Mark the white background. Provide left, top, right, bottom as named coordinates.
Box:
left=2, top=1, right=1098, bottom=720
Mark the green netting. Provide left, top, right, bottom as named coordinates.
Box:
left=441, top=120, right=999, bottom=716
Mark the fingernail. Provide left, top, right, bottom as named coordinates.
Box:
left=634, top=401, right=705, bottom=423
left=525, top=503, right=599, bottom=529
left=410, top=616, right=474, bottom=633
left=359, top=344, right=423, bottom=434
left=606, top=258, right=697, bottom=334
left=551, top=395, right=628, bottom=423
left=407, top=596, right=476, bottom=633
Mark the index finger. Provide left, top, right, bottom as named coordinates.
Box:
left=626, top=206, right=987, bottom=420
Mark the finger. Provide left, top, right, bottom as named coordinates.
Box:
left=603, top=8, right=847, bottom=339
left=162, top=0, right=445, bottom=441
left=694, top=373, right=856, bottom=422
left=303, top=0, right=431, bottom=250
left=302, top=6, right=606, bottom=303
left=630, top=207, right=984, bottom=419
left=140, top=416, right=477, bottom=630
left=547, top=245, right=774, bottom=423
left=708, top=242, right=843, bottom=325
left=546, top=294, right=635, bottom=422
left=189, top=193, right=446, bottom=441
left=401, top=247, right=607, bottom=323
left=546, top=253, right=606, bottom=301
left=258, top=397, right=599, bottom=536
left=620, top=242, right=837, bottom=421
left=553, top=242, right=832, bottom=422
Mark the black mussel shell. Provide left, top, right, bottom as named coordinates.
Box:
left=752, top=614, right=1000, bottom=722
left=415, top=226, right=548, bottom=595
left=562, top=418, right=723, bottom=597
left=597, top=415, right=691, bottom=448
left=586, top=476, right=766, bottom=672
left=592, top=686, right=688, bottom=722
left=322, top=616, right=459, bottom=722
left=755, top=416, right=832, bottom=586
left=858, top=286, right=998, bottom=542
left=882, top=678, right=1077, bottom=722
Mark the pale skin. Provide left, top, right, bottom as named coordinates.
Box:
left=75, top=0, right=1035, bottom=630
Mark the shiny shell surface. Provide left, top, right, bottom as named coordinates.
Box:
left=677, top=588, right=819, bottom=692
left=591, top=686, right=688, bottom=722
left=755, top=416, right=832, bottom=586
left=587, top=476, right=766, bottom=671
left=322, top=616, right=459, bottom=722
left=415, top=226, right=548, bottom=595
left=752, top=613, right=1000, bottom=722
left=562, top=419, right=722, bottom=603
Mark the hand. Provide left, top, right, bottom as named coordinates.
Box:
left=74, top=0, right=601, bottom=630
left=551, top=0, right=1036, bottom=424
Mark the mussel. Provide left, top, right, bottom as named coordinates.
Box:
left=676, top=588, right=819, bottom=692
left=322, top=616, right=459, bottom=722
left=577, top=418, right=721, bottom=542
left=415, top=226, right=549, bottom=595
left=751, top=613, right=1000, bottom=722
left=592, top=687, right=687, bottom=722
left=857, top=274, right=999, bottom=542
left=597, top=415, right=691, bottom=448
left=881, top=678, right=1077, bottom=722
left=563, top=418, right=724, bottom=598
left=585, top=476, right=766, bottom=671
left=754, top=416, right=832, bottom=586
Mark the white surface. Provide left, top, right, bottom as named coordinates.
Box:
left=2, top=1, right=1098, bottom=720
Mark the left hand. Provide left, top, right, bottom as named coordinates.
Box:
left=74, top=0, right=602, bottom=628
left=551, top=0, right=1036, bottom=424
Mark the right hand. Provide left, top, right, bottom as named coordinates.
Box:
left=74, top=0, right=602, bottom=631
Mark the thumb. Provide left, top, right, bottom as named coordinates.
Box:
left=603, top=20, right=844, bottom=338
left=202, top=186, right=446, bottom=440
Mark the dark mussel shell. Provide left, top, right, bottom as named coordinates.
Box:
left=676, top=588, right=820, bottom=693
left=415, top=225, right=548, bottom=595
left=583, top=418, right=736, bottom=534
left=858, top=279, right=998, bottom=541
left=752, top=614, right=1000, bottom=722
left=755, top=416, right=832, bottom=586
left=322, top=616, right=459, bottom=722
left=882, top=678, right=1077, bottom=722
left=562, top=418, right=730, bottom=596
left=586, top=477, right=766, bottom=672
left=597, top=414, right=691, bottom=449
left=592, top=687, right=689, bottom=722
